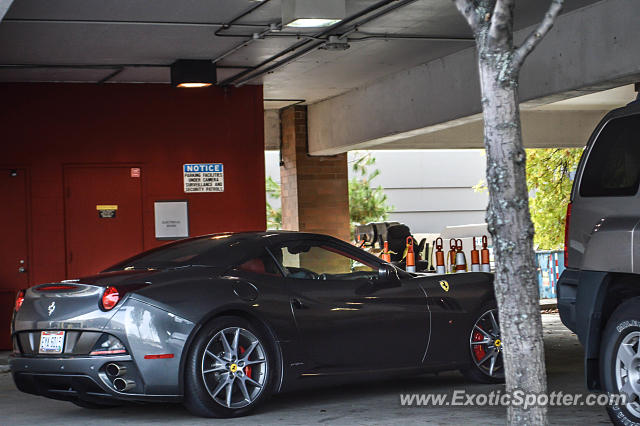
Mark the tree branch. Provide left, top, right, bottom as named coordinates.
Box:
left=451, top=0, right=480, bottom=33
left=488, top=0, right=515, bottom=46
left=512, top=0, right=564, bottom=71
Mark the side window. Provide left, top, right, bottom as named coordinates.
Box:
left=272, top=241, right=379, bottom=280
left=235, top=250, right=282, bottom=276
left=580, top=114, right=640, bottom=197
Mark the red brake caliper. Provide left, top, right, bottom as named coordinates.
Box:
left=239, top=346, right=252, bottom=379
left=472, top=329, right=486, bottom=361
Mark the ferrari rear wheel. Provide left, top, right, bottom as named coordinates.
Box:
left=184, top=316, right=275, bottom=418
left=461, top=304, right=505, bottom=383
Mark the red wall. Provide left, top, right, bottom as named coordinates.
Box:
left=0, top=83, right=266, bottom=285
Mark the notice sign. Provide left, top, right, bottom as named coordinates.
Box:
left=154, top=201, right=189, bottom=239
left=183, top=163, right=224, bottom=193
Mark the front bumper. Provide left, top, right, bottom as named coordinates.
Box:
left=10, top=354, right=182, bottom=403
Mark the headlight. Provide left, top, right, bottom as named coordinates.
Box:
left=89, top=334, right=128, bottom=356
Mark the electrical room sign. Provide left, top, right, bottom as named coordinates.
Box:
left=183, top=163, right=224, bottom=193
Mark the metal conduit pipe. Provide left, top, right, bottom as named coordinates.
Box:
left=209, top=0, right=278, bottom=64
left=2, top=18, right=269, bottom=29
left=211, top=26, right=275, bottom=64
left=228, top=0, right=421, bottom=87
left=0, top=63, right=251, bottom=69
left=218, top=0, right=409, bottom=87
left=213, top=31, right=473, bottom=43
left=213, top=0, right=275, bottom=36
left=349, top=34, right=474, bottom=42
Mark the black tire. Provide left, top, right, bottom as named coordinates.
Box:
left=460, top=302, right=505, bottom=384
left=600, top=297, right=640, bottom=425
left=72, top=399, right=121, bottom=409
left=183, top=316, right=277, bottom=418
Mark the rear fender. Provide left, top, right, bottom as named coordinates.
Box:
left=580, top=216, right=640, bottom=273
left=176, top=304, right=286, bottom=395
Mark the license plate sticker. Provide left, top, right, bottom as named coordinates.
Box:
left=39, top=331, right=65, bottom=354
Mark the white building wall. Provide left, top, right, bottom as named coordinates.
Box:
left=265, top=150, right=488, bottom=234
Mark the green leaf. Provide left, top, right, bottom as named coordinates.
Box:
left=526, top=148, right=583, bottom=249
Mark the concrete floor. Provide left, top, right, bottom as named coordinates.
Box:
left=0, top=314, right=612, bottom=425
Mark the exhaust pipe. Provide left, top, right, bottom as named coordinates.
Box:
left=105, top=363, right=127, bottom=377
left=113, top=378, right=136, bottom=392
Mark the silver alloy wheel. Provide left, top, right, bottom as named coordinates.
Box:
left=469, top=308, right=504, bottom=379
left=615, top=331, right=640, bottom=418
left=201, top=327, right=268, bottom=409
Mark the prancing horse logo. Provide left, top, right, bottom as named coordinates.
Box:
left=47, top=301, right=56, bottom=316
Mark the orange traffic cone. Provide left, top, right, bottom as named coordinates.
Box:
left=405, top=236, right=416, bottom=273
left=447, top=239, right=457, bottom=273
left=434, top=237, right=446, bottom=274
left=470, top=237, right=480, bottom=272
left=481, top=235, right=491, bottom=272
left=381, top=241, right=391, bottom=262
left=455, top=239, right=467, bottom=273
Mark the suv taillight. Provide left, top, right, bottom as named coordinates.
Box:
left=14, top=290, right=25, bottom=312
left=564, top=202, right=572, bottom=267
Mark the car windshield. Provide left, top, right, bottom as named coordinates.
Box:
left=105, top=234, right=236, bottom=271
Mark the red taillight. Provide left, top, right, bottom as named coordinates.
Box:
left=564, top=202, right=572, bottom=267
left=101, top=286, right=120, bottom=311
left=37, top=284, right=78, bottom=291
left=14, top=290, right=25, bottom=312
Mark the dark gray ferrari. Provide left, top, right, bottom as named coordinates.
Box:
left=10, top=231, right=503, bottom=417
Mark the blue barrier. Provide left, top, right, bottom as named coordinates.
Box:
left=535, top=250, right=565, bottom=299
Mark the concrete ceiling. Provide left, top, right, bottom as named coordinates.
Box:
left=0, top=0, right=601, bottom=107
left=372, top=84, right=638, bottom=150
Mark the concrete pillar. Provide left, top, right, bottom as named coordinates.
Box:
left=280, top=105, right=351, bottom=241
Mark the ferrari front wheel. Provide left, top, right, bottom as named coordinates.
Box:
left=461, top=304, right=505, bottom=383
left=184, top=316, right=275, bottom=418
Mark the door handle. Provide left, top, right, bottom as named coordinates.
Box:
left=290, top=298, right=306, bottom=310
left=18, top=267, right=26, bottom=273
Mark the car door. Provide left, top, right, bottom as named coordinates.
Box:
left=270, top=237, right=429, bottom=372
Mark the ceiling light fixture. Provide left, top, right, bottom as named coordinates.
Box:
left=282, top=0, right=346, bottom=28
left=170, top=59, right=216, bottom=88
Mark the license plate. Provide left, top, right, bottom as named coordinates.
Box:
left=39, top=331, right=65, bottom=354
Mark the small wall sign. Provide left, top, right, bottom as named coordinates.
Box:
left=154, top=201, right=189, bottom=240
left=130, top=168, right=141, bottom=178
left=96, top=205, right=117, bottom=219
left=183, top=163, right=224, bottom=193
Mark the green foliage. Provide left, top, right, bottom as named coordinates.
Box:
left=349, top=152, right=392, bottom=226
left=526, top=148, right=583, bottom=250
left=265, top=176, right=282, bottom=229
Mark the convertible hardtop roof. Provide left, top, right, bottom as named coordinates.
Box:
left=106, top=230, right=369, bottom=272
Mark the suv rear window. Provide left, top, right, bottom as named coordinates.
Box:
left=580, top=114, right=640, bottom=197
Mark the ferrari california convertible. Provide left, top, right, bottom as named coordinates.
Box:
left=10, top=231, right=503, bottom=417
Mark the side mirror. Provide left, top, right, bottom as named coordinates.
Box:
left=378, top=264, right=398, bottom=280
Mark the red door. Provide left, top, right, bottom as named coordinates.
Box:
left=64, top=166, right=143, bottom=278
left=0, top=168, right=30, bottom=349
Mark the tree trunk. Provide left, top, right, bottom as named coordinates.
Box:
left=478, top=47, right=548, bottom=424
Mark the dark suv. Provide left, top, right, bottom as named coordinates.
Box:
left=558, top=93, right=640, bottom=425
